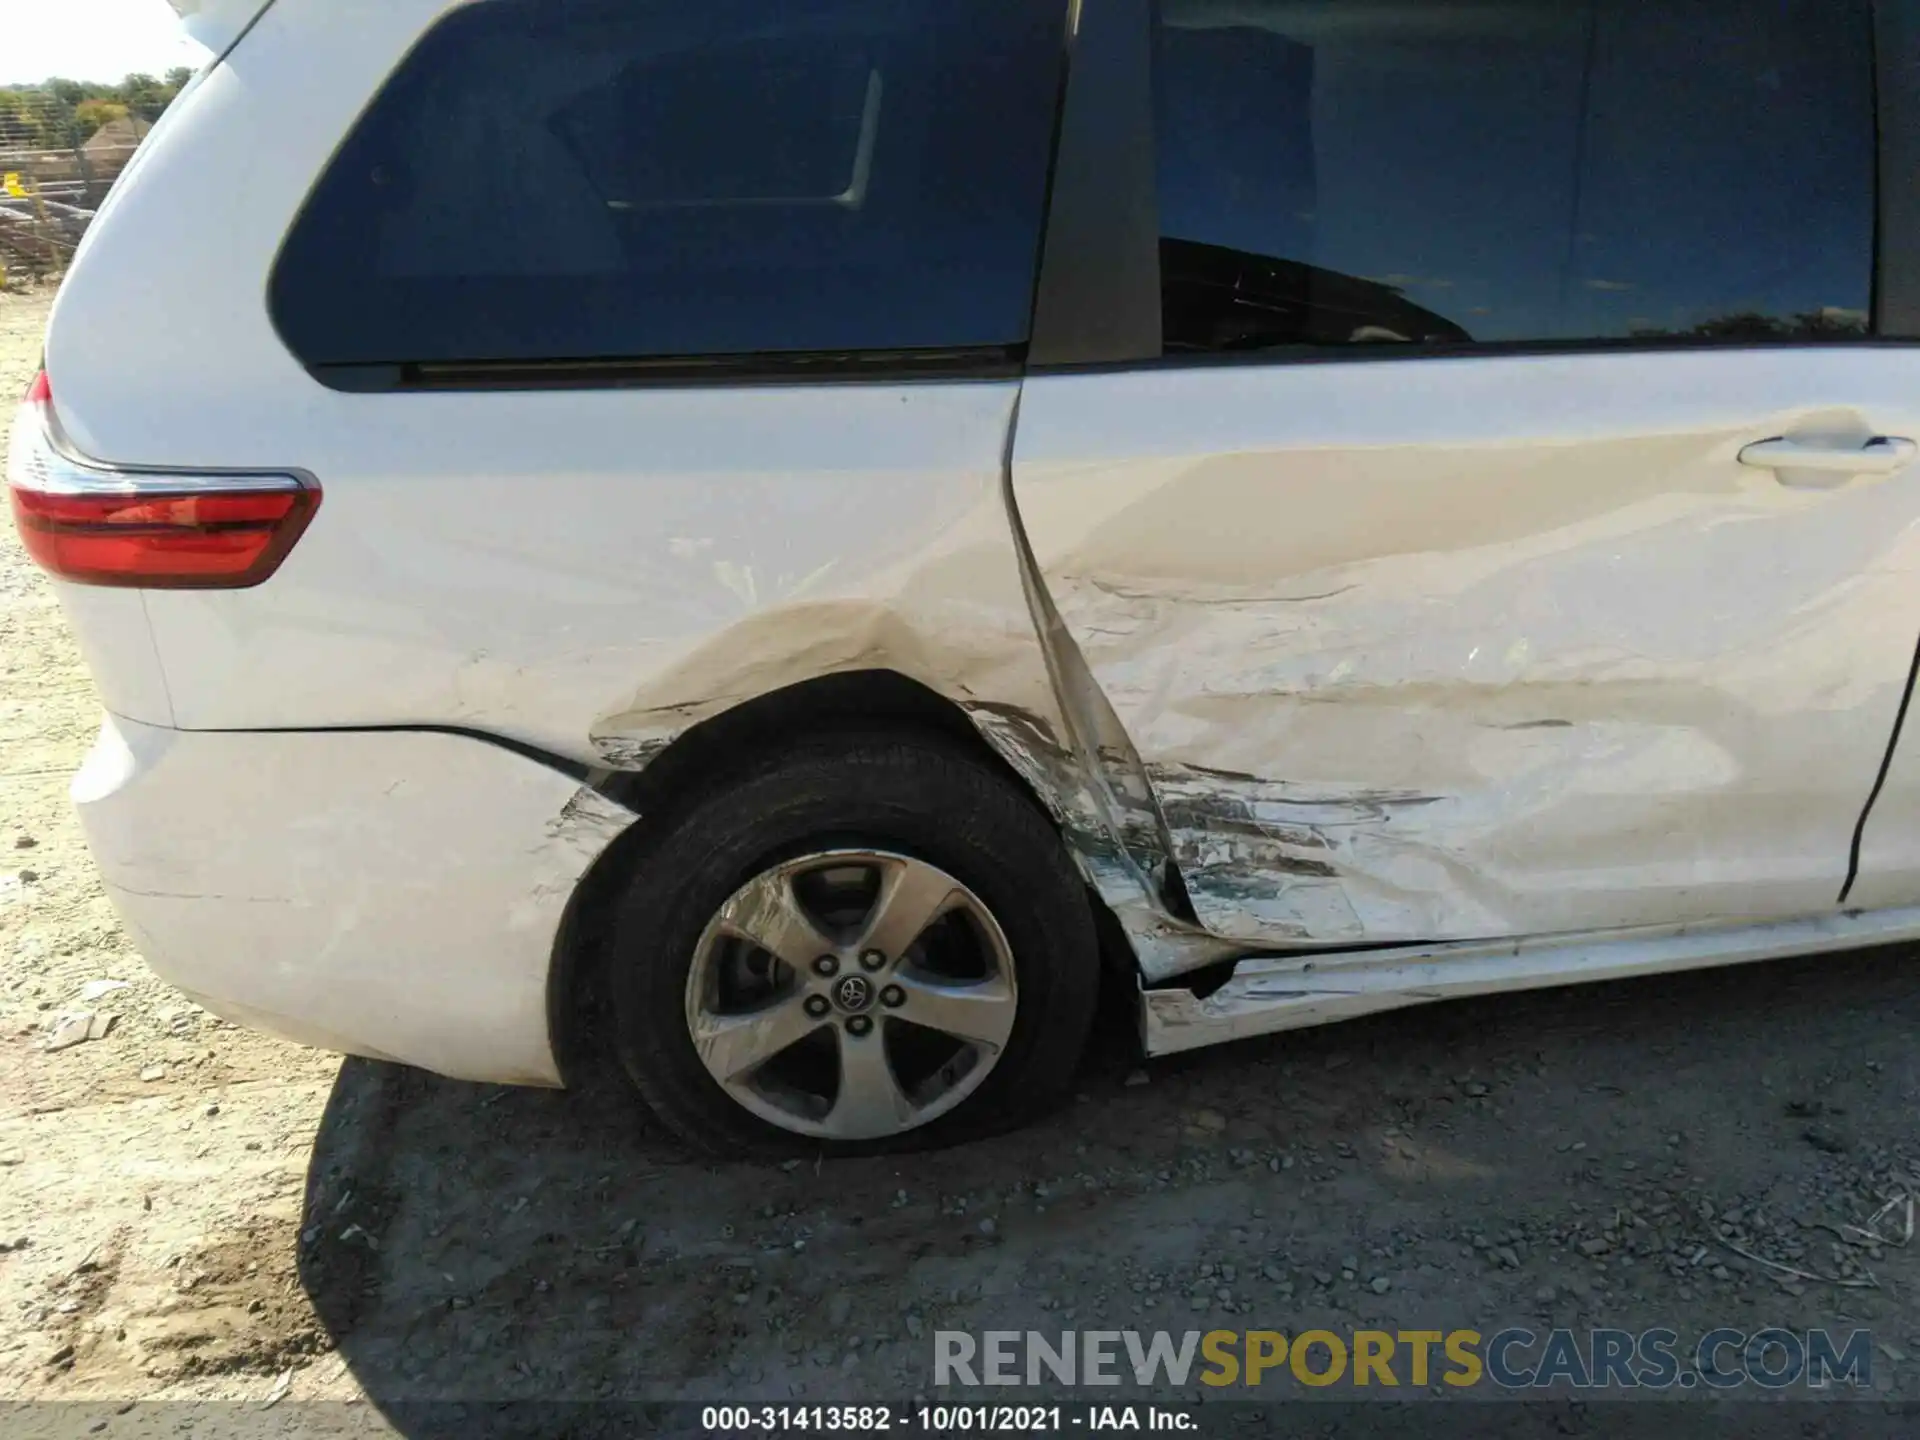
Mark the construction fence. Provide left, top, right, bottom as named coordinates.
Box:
left=0, top=110, right=155, bottom=286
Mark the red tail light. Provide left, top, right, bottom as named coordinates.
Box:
left=7, top=372, right=319, bottom=588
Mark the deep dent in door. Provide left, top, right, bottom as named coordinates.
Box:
left=1026, top=475, right=1870, bottom=947
left=1009, top=360, right=1920, bottom=949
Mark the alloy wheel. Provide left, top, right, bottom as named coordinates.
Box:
left=683, top=850, right=1018, bottom=1140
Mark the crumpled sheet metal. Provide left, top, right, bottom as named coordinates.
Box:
left=1011, top=369, right=1920, bottom=948
left=1149, top=761, right=1465, bottom=943
left=1141, top=903, right=1920, bottom=1056
left=582, top=421, right=1229, bottom=982
left=587, top=613, right=1230, bottom=981
left=961, top=701, right=1240, bottom=981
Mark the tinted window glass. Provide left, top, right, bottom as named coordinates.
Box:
left=272, top=0, right=1065, bottom=368
left=1154, top=0, right=1875, bottom=355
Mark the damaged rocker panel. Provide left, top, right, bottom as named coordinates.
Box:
left=1142, top=905, right=1920, bottom=1056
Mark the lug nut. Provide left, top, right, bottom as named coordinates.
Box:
left=845, top=1014, right=873, bottom=1037
left=881, top=985, right=905, bottom=1008
left=859, top=949, right=886, bottom=972
left=804, top=995, right=830, bottom=1018
left=812, top=955, right=839, bottom=978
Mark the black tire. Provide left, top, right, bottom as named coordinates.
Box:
left=604, top=729, right=1101, bottom=1157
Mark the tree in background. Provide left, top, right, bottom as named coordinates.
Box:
left=73, top=99, right=130, bottom=137
left=0, top=68, right=194, bottom=149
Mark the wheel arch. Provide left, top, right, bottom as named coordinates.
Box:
left=545, top=667, right=1138, bottom=1083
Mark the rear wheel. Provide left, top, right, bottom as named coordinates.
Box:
left=604, top=732, right=1100, bottom=1156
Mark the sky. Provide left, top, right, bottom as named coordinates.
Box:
left=3, top=0, right=209, bottom=85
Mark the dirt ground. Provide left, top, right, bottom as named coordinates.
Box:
left=8, top=283, right=1920, bottom=1433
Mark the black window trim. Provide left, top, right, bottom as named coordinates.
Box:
left=307, top=346, right=1026, bottom=393
left=1029, top=0, right=1915, bottom=374
left=1026, top=0, right=1161, bottom=365
left=1877, top=0, right=1920, bottom=335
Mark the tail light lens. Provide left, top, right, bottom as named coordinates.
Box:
left=7, top=372, right=319, bottom=588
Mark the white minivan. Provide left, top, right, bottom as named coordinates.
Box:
left=15, top=0, right=1920, bottom=1154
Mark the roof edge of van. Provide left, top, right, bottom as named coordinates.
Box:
left=165, top=0, right=278, bottom=62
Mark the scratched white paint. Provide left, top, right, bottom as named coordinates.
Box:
left=1142, top=905, right=1920, bottom=1056
left=71, top=714, right=634, bottom=1084
left=1014, top=358, right=1920, bottom=944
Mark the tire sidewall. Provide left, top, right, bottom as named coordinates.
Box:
left=606, top=737, right=1098, bottom=1157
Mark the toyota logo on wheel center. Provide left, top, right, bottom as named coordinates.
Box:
left=832, top=973, right=874, bottom=1013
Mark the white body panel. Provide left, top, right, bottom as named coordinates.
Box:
left=47, top=583, right=174, bottom=727
left=71, top=714, right=633, bottom=1084
left=1013, top=354, right=1920, bottom=945
left=130, top=380, right=1032, bottom=760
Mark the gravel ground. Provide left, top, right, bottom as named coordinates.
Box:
left=6, top=284, right=1920, bottom=1433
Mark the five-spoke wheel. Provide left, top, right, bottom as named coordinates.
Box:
left=605, top=732, right=1100, bottom=1155
left=687, top=851, right=1017, bottom=1140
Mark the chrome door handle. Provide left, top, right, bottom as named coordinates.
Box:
left=1738, top=435, right=1918, bottom=488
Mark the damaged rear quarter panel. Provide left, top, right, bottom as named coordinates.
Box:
left=578, top=383, right=1065, bottom=778
left=136, top=381, right=1050, bottom=772
left=578, top=387, right=1216, bottom=979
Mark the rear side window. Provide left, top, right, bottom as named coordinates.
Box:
left=1154, top=0, right=1876, bottom=356
left=271, top=0, right=1066, bottom=371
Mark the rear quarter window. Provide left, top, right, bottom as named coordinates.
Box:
left=270, top=0, right=1067, bottom=371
